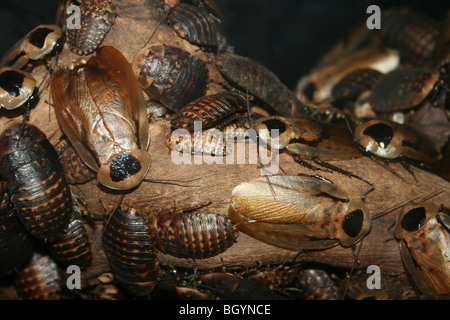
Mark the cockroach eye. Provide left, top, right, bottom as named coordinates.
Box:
left=261, top=118, right=287, bottom=138
left=363, top=122, right=394, bottom=149
left=342, top=209, right=364, bottom=238
left=400, top=206, right=426, bottom=232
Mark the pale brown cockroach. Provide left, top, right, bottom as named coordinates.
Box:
left=101, top=205, right=158, bottom=296
left=0, top=121, right=73, bottom=241
left=0, top=184, right=34, bottom=276
left=0, top=67, right=37, bottom=110
left=170, top=91, right=249, bottom=132
left=0, top=24, right=64, bottom=69
left=66, top=0, right=117, bottom=56
left=52, top=46, right=151, bottom=191
left=167, top=3, right=219, bottom=49
left=132, top=44, right=209, bottom=112
left=14, top=251, right=62, bottom=300
left=148, top=207, right=239, bottom=259
left=215, top=52, right=310, bottom=118
left=254, top=116, right=373, bottom=190
left=228, top=175, right=372, bottom=251
left=353, top=119, right=439, bottom=182
left=394, top=202, right=450, bottom=295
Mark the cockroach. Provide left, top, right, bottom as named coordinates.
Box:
left=101, top=205, right=158, bottom=296
left=46, top=217, right=92, bottom=270
left=52, top=46, right=151, bottom=191
left=0, top=186, right=34, bottom=276
left=228, top=175, right=371, bottom=251
left=54, top=137, right=95, bottom=185
left=394, top=202, right=450, bottom=295
left=296, top=268, right=342, bottom=300
left=0, top=121, right=73, bottom=241
left=14, top=251, right=62, bottom=300
left=170, top=91, right=249, bottom=131
left=132, top=44, right=208, bottom=112
left=0, top=67, right=37, bottom=110
left=254, top=116, right=372, bottom=190
left=378, top=8, right=440, bottom=68
left=295, top=46, right=399, bottom=104
left=66, top=0, right=116, bottom=56
left=215, top=52, right=310, bottom=118
left=0, top=24, right=64, bottom=69
left=148, top=209, right=238, bottom=259
left=439, top=137, right=450, bottom=181
left=167, top=3, right=219, bottom=49
left=370, top=67, right=441, bottom=113
left=191, top=0, right=226, bottom=21
left=353, top=119, right=439, bottom=182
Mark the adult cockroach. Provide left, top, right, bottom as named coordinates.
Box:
left=52, top=46, right=151, bottom=191
left=14, top=251, right=62, bottom=300
left=215, top=52, right=309, bottom=118
left=66, top=0, right=117, bottom=56
left=228, top=175, right=372, bottom=251
left=132, top=44, right=208, bottom=112
left=101, top=204, right=158, bottom=296
left=148, top=208, right=238, bottom=259
left=353, top=119, right=439, bottom=182
left=394, top=202, right=450, bottom=295
left=0, top=121, right=73, bottom=241
left=0, top=67, right=37, bottom=110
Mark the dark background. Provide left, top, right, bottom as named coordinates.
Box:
left=0, top=0, right=448, bottom=89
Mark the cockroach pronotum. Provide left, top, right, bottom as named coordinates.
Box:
left=394, top=202, right=450, bottom=295
left=132, top=44, right=209, bottom=112
left=0, top=121, right=73, bottom=241
left=0, top=67, right=37, bottom=110
left=168, top=3, right=219, bottom=49
left=66, top=0, right=117, bottom=56
left=102, top=205, right=158, bottom=296
left=148, top=209, right=238, bottom=259
left=228, top=175, right=372, bottom=251
left=216, top=52, right=309, bottom=118
left=52, top=46, right=151, bottom=191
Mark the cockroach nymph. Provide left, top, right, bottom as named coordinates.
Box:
left=0, top=121, right=73, bottom=241
left=228, top=175, right=371, bottom=251
left=0, top=67, right=37, bottom=110
left=394, top=202, right=450, bottom=295
left=148, top=209, right=239, bottom=259
left=132, top=44, right=209, bottom=112
left=66, top=0, right=117, bottom=56
left=52, top=46, right=151, bottom=191
left=102, top=205, right=158, bottom=296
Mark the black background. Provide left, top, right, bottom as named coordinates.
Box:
left=0, top=0, right=448, bottom=89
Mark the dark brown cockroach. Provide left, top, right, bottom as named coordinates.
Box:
left=295, top=46, right=399, bottom=104
left=132, top=44, right=208, bottom=112
left=101, top=205, right=158, bottom=296
left=434, top=10, right=450, bottom=68
left=54, top=137, right=95, bottom=185
left=66, top=0, right=116, bottom=56
left=167, top=3, right=219, bottom=49
left=0, top=121, right=72, bottom=241
left=46, top=217, right=92, bottom=270
left=148, top=209, right=238, bottom=259
left=243, top=264, right=298, bottom=292
left=330, top=68, right=383, bottom=109
left=0, top=24, right=64, bottom=69
left=52, top=46, right=151, bottom=191
left=353, top=119, right=439, bottom=181
left=296, top=268, right=342, bottom=300
left=378, top=8, right=440, bottom=68
left=0, top=67, right=37, bottom=110
left=14, top=251, right=62, bottom=300
left=170, top=91, right=249, bottom=131
left=0, top=186, right=34, bottom=276
left=394, top=202, right=450, bottom=295
left=216, top=52, right=310, bottom=118
left=228, top=175, right=371, bottom=251
left=370, top=67, right=441, bottom=113
left=254, top=116, right=372, bottom=190
left=191, top=0, right=226, bottom=21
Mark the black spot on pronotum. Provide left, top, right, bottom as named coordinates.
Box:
left=0, top=70, right=25, bottom=97
left=109, top=152, right=142, bottom=182
left=342, top=209, right=364, bottom=238
left=401, top=206, right=426, bottom=232
left=302, top=81, right=316, bottom=101
left=27, top=27, right=53, bottom=49
left=262, top=119, right=286, bottom=138
left=363, top=123, right=394, bottom=149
